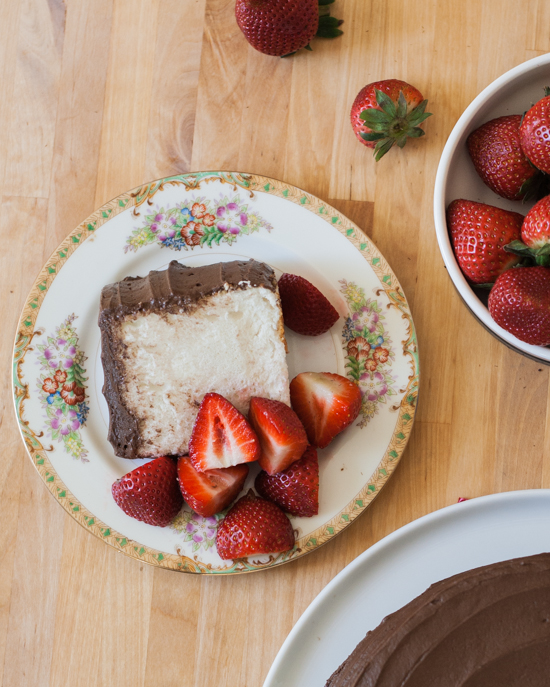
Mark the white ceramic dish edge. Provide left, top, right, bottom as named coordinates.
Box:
left=263, top=488, right=550, bottom=686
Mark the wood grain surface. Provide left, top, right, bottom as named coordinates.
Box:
left=2, top=1, right=550, bottom=685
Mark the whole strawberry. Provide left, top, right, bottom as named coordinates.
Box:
left=467, top=115, right=542, bottom=201
left=255, top=445, right=319, bottom=517
left=216, top=490, right=295, bottom=559
left=235, top=0, right=342, bottom=57
left=278, top=273, right=339, bottom=336
left=488, top=266, right=550, bottom=346
left=447, top=199, right=523, bottom=284
left=112, top=456, right=183, bottom=527
left=350, top=79, right=432, bottom=160
left=519, top=88, right=550, bottom=174
left=520, top=194, right=550, bottom=266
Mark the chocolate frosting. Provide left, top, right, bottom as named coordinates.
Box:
left=99, top=259, right=278, bottom=459
left=325, top=552, right=550, bottom=687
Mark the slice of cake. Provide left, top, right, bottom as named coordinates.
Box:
left=99, top=259, right=290, bottom=459
left=325, top=552, right=550, bottom=687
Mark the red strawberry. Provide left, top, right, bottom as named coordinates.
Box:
left=235, top=0, right=342, bottom=57
left=248, top=397, right=308, bottom=475
left=255, top=445, right=319, bottom=517
left=216, top=490, right=295, bottom=560
left=488, top=266, right=550, bottom=346
left=278, top=273, right=339, bottom=336
left=350, top=79, right=432, bottom=160
left=289, top=372, right=362, bottom=449
left=447, top=199, right=523, bottom=284
left=467, top=115, right=542, bottom=201
left=189, top=393, right=260, bottom=472
left=177, top=457, right=248, bottom=517
left=519, top=195, right=550, bottom=266
left=519, top=89, right=550, bottom=174
left=112, top=456, right=183, bottom=527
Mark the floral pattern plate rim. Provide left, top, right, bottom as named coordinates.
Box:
left=12, top=171, right=419, bottom=575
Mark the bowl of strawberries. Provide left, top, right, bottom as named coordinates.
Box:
left=434, top=53, right=550, bottom=363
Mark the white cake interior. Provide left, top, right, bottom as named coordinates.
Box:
left=116, top=286, right=290, bottom=457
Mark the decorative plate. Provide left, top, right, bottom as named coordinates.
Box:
left=263, top=489, right=550, bottom=686
left=12, top=172, right=418, bottom=574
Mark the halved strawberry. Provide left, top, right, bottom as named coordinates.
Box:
left=216, top=490, right=295, bottom=560
left=278, top=273, right=339, bottom=336
left=189, top=393, right=260, bottom=472
left=248, top=397, right=308, bottom=475
left=255, top=445, right=319, bottom=517
left=289, top=372, right=362, bottom=448
left=177, top=457, right=249, bottom=517
left=112, top=456, right=183, bottom=527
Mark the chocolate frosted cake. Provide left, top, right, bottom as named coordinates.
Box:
left=99, top=259, right=290, bottom=459
left=326, top=552, right=550, bottom=687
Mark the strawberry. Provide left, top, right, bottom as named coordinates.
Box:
left=517, top=195, right=550, bottom=266
left=278, top=273, right=339, bottom=336
left=177, top=457, right=248, bottom=517
left=488, top=266, right=550, bottom=346
left=248, top=397, right=308, bottom=475
left=255, top=445, right=319, bottom=517
left=112, top=456, right=183, bottom=527
left=350, top=79, right=432, bottom=160
left=467, top=115, right=543, bottom=201
left=189, top=393, right=260, bottom=472
left=447, top=199, right=523, bottom=284
left=235, top=0, right=343, bottom=58
left=216, top=490, right=295, bottom=559
left=519, top=88, right=550, bottom=174
left=289, top=372, right=362, bottom=449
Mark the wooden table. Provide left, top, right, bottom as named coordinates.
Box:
left=2, top=1, right=550, bottom=685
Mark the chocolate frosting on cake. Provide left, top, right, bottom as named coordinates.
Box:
left=326, top=552, right=550, bottom=687
left=99, top=259, right=278, bottom=459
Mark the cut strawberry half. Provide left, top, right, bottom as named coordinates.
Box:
left=177, top=457, right=248, bottom=517
left=248, top=397, right=308, bottom=475
left=278, top=273, right=339, bottom=336
left=289, top=372, right=362, bottom=448
left=255, top=445, right=319, bottom=517
left=112, top=456, right=183, bottom=527
left=216, top=490, right=295, bottom=560
left=189, top=393, right=260, bottom=472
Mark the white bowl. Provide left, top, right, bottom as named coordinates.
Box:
left=434, top=54, right=550, bottom=364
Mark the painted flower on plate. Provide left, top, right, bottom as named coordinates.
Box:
left=36, top=314, right=89, bottom=462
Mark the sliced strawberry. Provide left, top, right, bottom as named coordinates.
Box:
left=255, top=445, right=319, bottom=517
left=177, top=457, right=248, bottom=517
left=112, top=456, right=183, bottom=527
left=289, top=372, right=362, bottom=448
left=189, top=393, right=260, bottom=472
left=248, top=397, right=308, bottom=475
left=216, top=490, right=295, bottom=560
left=278, top=273, right=339, bottom=336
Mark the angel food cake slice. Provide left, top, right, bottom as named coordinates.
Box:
left=99, top=259, right=290, bottom=459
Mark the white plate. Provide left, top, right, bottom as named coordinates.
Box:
left=13, top=172, right=419, bottom=574
left=434, top=53, right=550, bottom=364
left=264, top=489, right=550, bottom=686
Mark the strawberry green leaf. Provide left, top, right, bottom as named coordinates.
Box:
left=375, top=89, right=397, bottom=119
left=396, top=91, right=407, bottom=119
left=316, top=25, right=343, bottom=38
left=318, top=0, right=335, bottom=5
left=504, top=240, right=536, bottom=260
left=360, top=131, right=385, bottom=142
left=360, top=109, right=392, bottom=125
left=374, top=138, right=395, bottom=161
